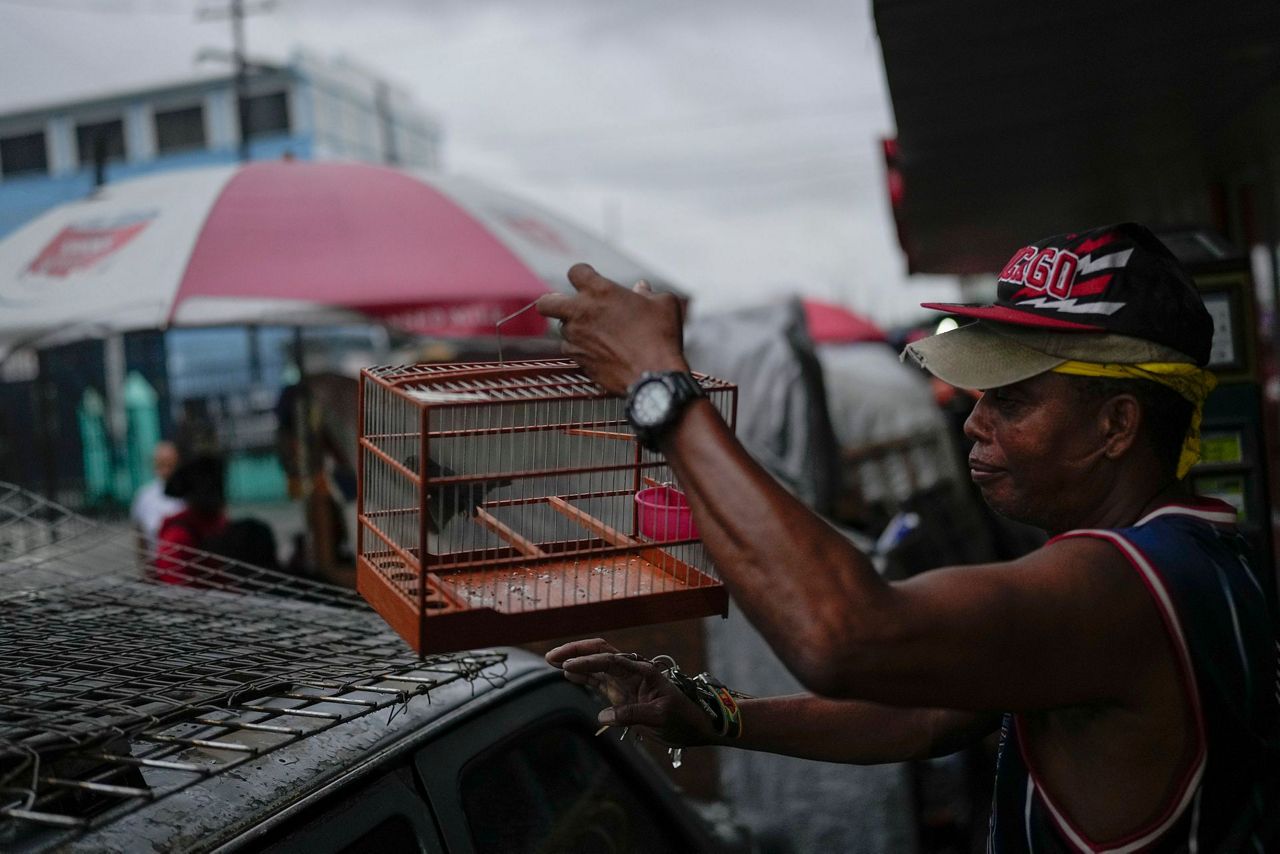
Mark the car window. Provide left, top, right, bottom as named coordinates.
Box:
left=337, top=814, right=421, bottom=854
left=257, top=766, right=441, bottom=854
left=460, top=724, right=687, bottom=854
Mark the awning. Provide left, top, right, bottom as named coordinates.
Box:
left=873, top=0, right=1280, bottom=274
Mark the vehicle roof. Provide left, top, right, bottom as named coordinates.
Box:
left=0, top=482, right=556, bottom=853
left=58, top=648, right=552, bottom=854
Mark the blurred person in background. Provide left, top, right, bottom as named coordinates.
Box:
left=275, top=367, right=358, bottom=572
left=153, top=454, right=228, bottom=585
left=130, top=440, right=184, bottom=556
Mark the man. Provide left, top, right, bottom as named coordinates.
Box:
left=537, top=223, right=1278, bottom=851
left=130, top=440, right=184, bottom=550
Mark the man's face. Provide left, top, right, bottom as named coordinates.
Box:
left=962, top=372, right=1106, bottom=532
left=154, top=445, right=178, bottom=481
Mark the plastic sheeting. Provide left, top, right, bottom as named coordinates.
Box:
left=816, top=342, right=962, bottom=510
left=685, top=298, right=840, bottom=517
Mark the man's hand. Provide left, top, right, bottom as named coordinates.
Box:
left=545, top=638, right=717, bottom=746
left=536, top=264, right=689, bottom=395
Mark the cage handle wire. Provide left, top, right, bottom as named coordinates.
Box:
left=495, top=299, right=543, bottom=366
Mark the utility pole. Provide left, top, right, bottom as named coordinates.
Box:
left=232, top=0, right=249, bottom=162
left=374, top=80, right=399, bottom=167
left=197, top=0, right=275, bottom=162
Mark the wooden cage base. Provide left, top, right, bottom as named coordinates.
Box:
left=357, top=552, right=728, bottom=656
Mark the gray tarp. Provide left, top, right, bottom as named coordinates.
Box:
left=816, top=341, right=962, bottom=509
left=685, top=298, right=840, bottom=516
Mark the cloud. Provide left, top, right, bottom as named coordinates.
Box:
left=0, top=0, right=955, bottom=325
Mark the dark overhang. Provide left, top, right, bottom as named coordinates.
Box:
left=874, top=0, right=1280, bottom=274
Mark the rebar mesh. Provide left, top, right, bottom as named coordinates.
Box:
left=0, top=482, right=508, bottom=837
left=357, top=360, right=737, bottom=653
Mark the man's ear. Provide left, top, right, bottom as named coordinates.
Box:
left=1099, top=394, right=1141, bottom=459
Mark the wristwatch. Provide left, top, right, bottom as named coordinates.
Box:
left=625, top=371, right=705, bottom=451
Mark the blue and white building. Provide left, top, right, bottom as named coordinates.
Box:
left=0, top=50, right=442, bottom=237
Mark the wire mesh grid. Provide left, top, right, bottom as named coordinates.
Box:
left=358, top=360, right=737, bottom=653
left=0, top=482, right=508, bottom=835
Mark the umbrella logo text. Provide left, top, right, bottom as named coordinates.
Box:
left=26, top=210, right=157, bottom=278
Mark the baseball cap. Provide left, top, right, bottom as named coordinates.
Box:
left=905, top=223, right=1214, bottom=389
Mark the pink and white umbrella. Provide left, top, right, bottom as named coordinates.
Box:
left=0, top=160, right=670, bottom=345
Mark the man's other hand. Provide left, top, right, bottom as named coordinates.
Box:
left=546, top=638, right=715, bottom=746
left=536, top=264, right=689, bottom=395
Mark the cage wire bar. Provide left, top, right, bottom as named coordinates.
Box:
left=357, top=359, right=737, bottom=654
left=0, top=482, right=508, bottom=839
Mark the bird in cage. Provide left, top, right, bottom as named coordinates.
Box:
left=405, top=455, right=511, bottom=534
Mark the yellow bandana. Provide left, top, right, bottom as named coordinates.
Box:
left=1050, top=361, right=1218, bottom=479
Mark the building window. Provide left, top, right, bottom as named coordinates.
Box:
left=0, top=131, right=48, bottom=177
left=155, top=105, right=206, bottom=154
left=240, top=91, right=290, bottom=138
left=76, top=119, right=126, bottom=167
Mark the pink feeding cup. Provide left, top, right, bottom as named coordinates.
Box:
left=635, top=485, right=699, bottom=541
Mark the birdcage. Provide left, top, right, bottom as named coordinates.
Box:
left=357, top=359, right=737, bottom=655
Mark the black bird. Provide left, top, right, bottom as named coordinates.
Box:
left=406, top=456, right=510, bottom=533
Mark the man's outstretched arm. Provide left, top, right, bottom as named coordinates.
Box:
left=725, top=696, right=999, bottom=763
left=538, top=266, right=1171, bottom=715
left=546, top=638, right=1000, bottom=764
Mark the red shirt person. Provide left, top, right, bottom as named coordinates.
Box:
left=154, top=455, right=229, bottom=586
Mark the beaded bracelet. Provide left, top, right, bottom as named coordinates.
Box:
left=652, top=655, right=747, bottom=740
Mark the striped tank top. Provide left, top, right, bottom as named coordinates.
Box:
left=988, top=498, right=1279, bottom=852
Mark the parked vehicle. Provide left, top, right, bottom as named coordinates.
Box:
left=0, top=483, right=748, bottom=854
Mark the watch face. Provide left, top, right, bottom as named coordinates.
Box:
left=631, top=378, right=674, bottom=428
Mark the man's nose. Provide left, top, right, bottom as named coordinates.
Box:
left=962, top=394, right=990, bottom=444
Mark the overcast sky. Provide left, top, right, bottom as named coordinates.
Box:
left=0, top=0, right=959, bottom=326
